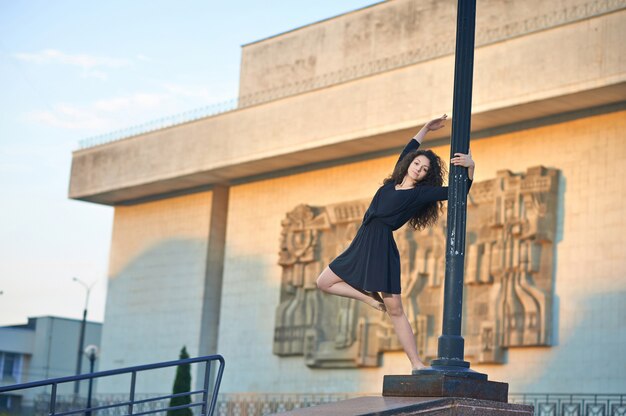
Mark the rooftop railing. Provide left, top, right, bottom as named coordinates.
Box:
left=75, top=0, right=622, bottom=152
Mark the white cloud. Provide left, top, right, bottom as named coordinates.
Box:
left=0, top=161, right=31, bottom=174
left=14, top=49, right=133, bottom=79
left=82, top=70, right=109, bottom=80
left=136, top=54, right=151, bottom=62
left=161, top=82, right=213, bottom=100
left=93, top=93, right=165, bottom=112
left=14, top=49, right=130, bottom=70
left=22, top=82, right=233, bottom=137
left=160, top=82, right=238, bottom=105
left=24, top=92, right=167, bottom=132
left=25, top=105, right=109, bottom=130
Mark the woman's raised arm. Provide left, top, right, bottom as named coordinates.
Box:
left=394, top=114, right=448, bottom=169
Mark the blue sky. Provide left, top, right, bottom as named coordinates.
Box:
left=0, top=1, right=377, bottom=325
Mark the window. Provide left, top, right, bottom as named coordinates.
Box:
left=0, top=393, right=21, bottom=412
left=0, top=352, right=22, bottom=383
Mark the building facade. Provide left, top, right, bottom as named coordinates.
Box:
left=0, top=317, right=102, bottom=414
left=69, top=0, right=626, bottom=399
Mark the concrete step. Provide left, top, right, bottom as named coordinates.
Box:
left=274, top=396, right=534, bottom=416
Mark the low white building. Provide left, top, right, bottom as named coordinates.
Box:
left=0, top=316, right=102, bottom=414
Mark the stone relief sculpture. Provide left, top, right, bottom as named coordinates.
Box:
left=274, top=167, right=559, bottom=367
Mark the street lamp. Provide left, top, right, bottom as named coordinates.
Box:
left=383, top=0, right=508, bottom=401
left=72, top=277, right=96, bottom=395
left=84, top=344, right=99, bottom=416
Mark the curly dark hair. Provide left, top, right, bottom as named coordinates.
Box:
left=383, top=149, right=447, bottom=230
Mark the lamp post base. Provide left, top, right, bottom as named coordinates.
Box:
left=382, top=373, right=508, bottom=403
left=414, top=364, right=487, bottom=380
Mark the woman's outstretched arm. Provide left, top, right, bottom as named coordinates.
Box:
left=411, top=149, right=475, bottom=205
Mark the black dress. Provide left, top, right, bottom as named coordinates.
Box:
left=328, top=138, right=472, bottom=294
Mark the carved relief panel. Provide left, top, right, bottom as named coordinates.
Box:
left=274, top=167, right=559, bottom=367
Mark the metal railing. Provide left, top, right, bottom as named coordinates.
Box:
left=0, top=354, right=225, bottom=416
left=509, top=394, right=626, bottom=416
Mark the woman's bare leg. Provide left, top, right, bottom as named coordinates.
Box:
left=382, top=293, right=426, bottom=371
left=316, top=267, right=386, bottom=311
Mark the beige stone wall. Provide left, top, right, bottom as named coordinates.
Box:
left=469, top=109, right=626, bottom=392
left=99, top=191, right=213, bottom=393
left=239, top=0, right=622, bottom=98
left=218, top=108, right=626, bottom=394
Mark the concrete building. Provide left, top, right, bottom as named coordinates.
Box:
left=68, top=0, right=626, bottom=407
left=0, top=316, right=102, bottom=414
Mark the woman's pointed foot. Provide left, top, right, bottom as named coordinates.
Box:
left=411, top=362, right=427, bottom=374
left=371, top=291, right=384, bottom=304
left=368, top=291, right=386, bottom=311
left=369, top=300, right=386, bottom=312
left=357, top=288, right=386, bottom=312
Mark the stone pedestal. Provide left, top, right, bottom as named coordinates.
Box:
left=383, top=374, right=509, bottom=403
left=274, top=396, right=533, bottom=416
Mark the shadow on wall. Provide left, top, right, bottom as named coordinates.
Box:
left=216, top=248, right=291, bottom=393
left=519, top=170, right=626, bottom=393
left=480, top=168, right=623, bottom=392
left=100, top=238, right=211, bottom=395
left=532, top=290, right=626, bottom=393
left=551, top=172, right=566, bottom=347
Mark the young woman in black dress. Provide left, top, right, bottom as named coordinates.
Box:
left=316, top=114, right=475, bottom=372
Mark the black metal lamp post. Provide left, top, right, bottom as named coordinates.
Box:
left=84, top=344, right=99, bottom=416
left=421, top=0, right=485, bottom=380
left=73, top=277, right=96, bottom=394
left=384, top=0, right=508, bottom=400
